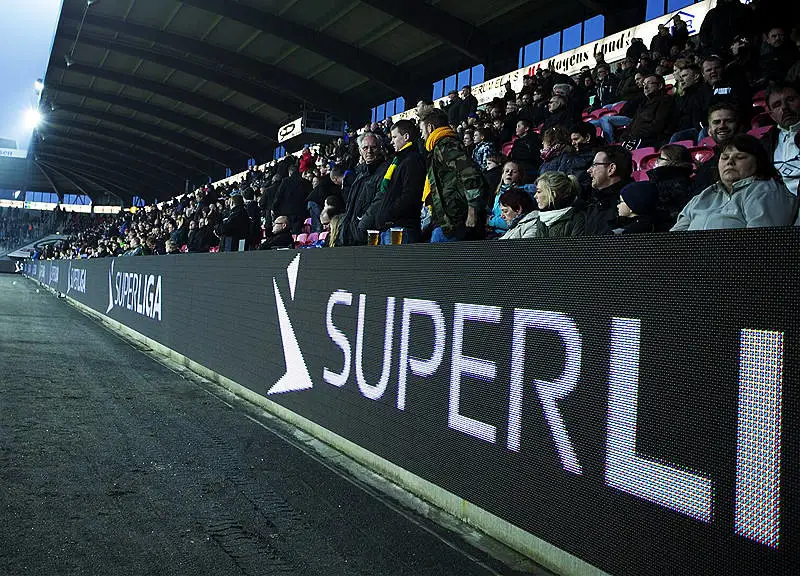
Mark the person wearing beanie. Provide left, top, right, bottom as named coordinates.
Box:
left=614, top=181, right=668, bottom=233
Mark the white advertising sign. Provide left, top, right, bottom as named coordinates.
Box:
left=278, top=117, right=304, bottom=143
left=0, top=148, right=27, bottom=159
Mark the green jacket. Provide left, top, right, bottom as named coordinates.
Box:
left=426, top=135, right=485, bottom=235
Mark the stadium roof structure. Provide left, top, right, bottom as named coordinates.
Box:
left=26, top=0, right=642, bottom=203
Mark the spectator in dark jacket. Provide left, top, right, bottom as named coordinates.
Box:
left=650, top=25, right=673, bottom=59
left=339, top=132, right=388, bottom=246
left=584, top=146, right=634, bottom=234
left=360, top=120, right=426, bottom=244
left=259, top=215, right=294, bottom=250
left=538, top=126, right=592, bottom=196
left=272, top=165, right=310, bottom=233
left=627, top=74, right=677, bottom=148
left=243, top=187, right=262, bottom=248
left=442, top=91, right=463, bottom=127
left=542, top=94, right=579, bottom=134
left=760, top=27, right=800, bottom=83
left=259, top=173, right=281, bottom=227
left=699, top=0, right=757, bottom=57
left=673, top=64, right=706, bottom=142
left=188, top=217, right=218, bottom=253
left=594, top=64, right=619, bottom=108
left=613, top=181, right=669, bottom=233
left=627, top=38, right=648, bottom=62
left=614, top=57, right=641, bottom=102
left=217, top=194, right=252, bottom=252
left=460, top=85, right=479, bottom=119
left=701, top=56, right=753, bottom=122
left=510, top=118, right=543, bottom=177
left=646, top=144, right=697, bottom=223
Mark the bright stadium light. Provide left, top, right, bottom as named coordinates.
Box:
left=24, top=108, right=42, bottom=130
left=34, top=79, right=44, bottom=93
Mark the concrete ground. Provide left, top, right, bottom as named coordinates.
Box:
left=0, top=274, right=545, bottom=576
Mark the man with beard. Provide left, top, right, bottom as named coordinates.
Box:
left=694, top=102, right=744, bottom=191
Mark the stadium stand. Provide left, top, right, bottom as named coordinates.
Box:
left=5, top=0, right=798, bottom=258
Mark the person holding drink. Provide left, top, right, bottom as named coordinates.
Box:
left=359, top=120, right=427, bottom=244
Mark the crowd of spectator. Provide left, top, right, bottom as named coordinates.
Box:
left=28, top=1, right=800, bottom=258
left=0, top=207, right=61, bottom=254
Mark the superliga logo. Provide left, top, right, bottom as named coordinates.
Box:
left=268, top=254, right=313, bottom=395
left=106, top=259, right=163, bottom=321
left=269, top=252, right=784, bottom=550
left=67, top=262, right=87, bottom=295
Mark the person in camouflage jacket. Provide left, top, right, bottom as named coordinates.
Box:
left=418, top=108, right=486, bottom=242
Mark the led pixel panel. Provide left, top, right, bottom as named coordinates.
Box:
left=26, top=227, right=800, bottom=575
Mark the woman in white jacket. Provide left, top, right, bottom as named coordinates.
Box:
left=501, top=172, right=585, bottom=239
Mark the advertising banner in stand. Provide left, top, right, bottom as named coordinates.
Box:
left=23, top=226, right=800, bottom=576
left=392, top=0, right=716, bottom=121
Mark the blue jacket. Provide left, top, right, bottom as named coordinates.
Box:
left=488, top=183, right=536, bottom=233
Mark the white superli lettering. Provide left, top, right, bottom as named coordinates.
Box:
left=448, top=303, right=499, bottom=444
left=323, top=290, right=353, bottom=387
left=508, top=309, right=583, bottom=475
left=605, top=317, right=713, bottom=523
left=735, top=329, right=783, bottom=548
left=355, top=295, right=395, bottom=401
left=397, top=298, right=446, bottom=411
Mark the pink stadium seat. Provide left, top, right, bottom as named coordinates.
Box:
left=319, top=231, right=329, bottom=242
left=307, top=232, right=319, bottom=244
left=180, top=244, right=188, bottom=253
left=748, top=125, right=774, bottom=139
left=501, top=141, right=514, bottom=156
left=632, top=170, right=650, bottom=182
left=672, top=140, right=695, bottom=149
left=302, top=218, right=312, bottom=234
left=533, top=123, right=543, bottom=134
left=292, top=234, right=298, bottom=244
left=595, top=125, right=604, bottom=139
left=638, top=153, right=661, bottom=171
left=631, top=147, right=657, bottom=170
left=751, top=112, right=775, bottom=130
left=611, top=101, right=627, bottom=114
left=589, top=108, right=612, bottom=120
left=295, top=233, right=308, bottom=246
left=689, top=146, right=716, bottom=164
left=209, top=246, right=219, bottom=253
left=698, top=136, right=716, bottom=148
